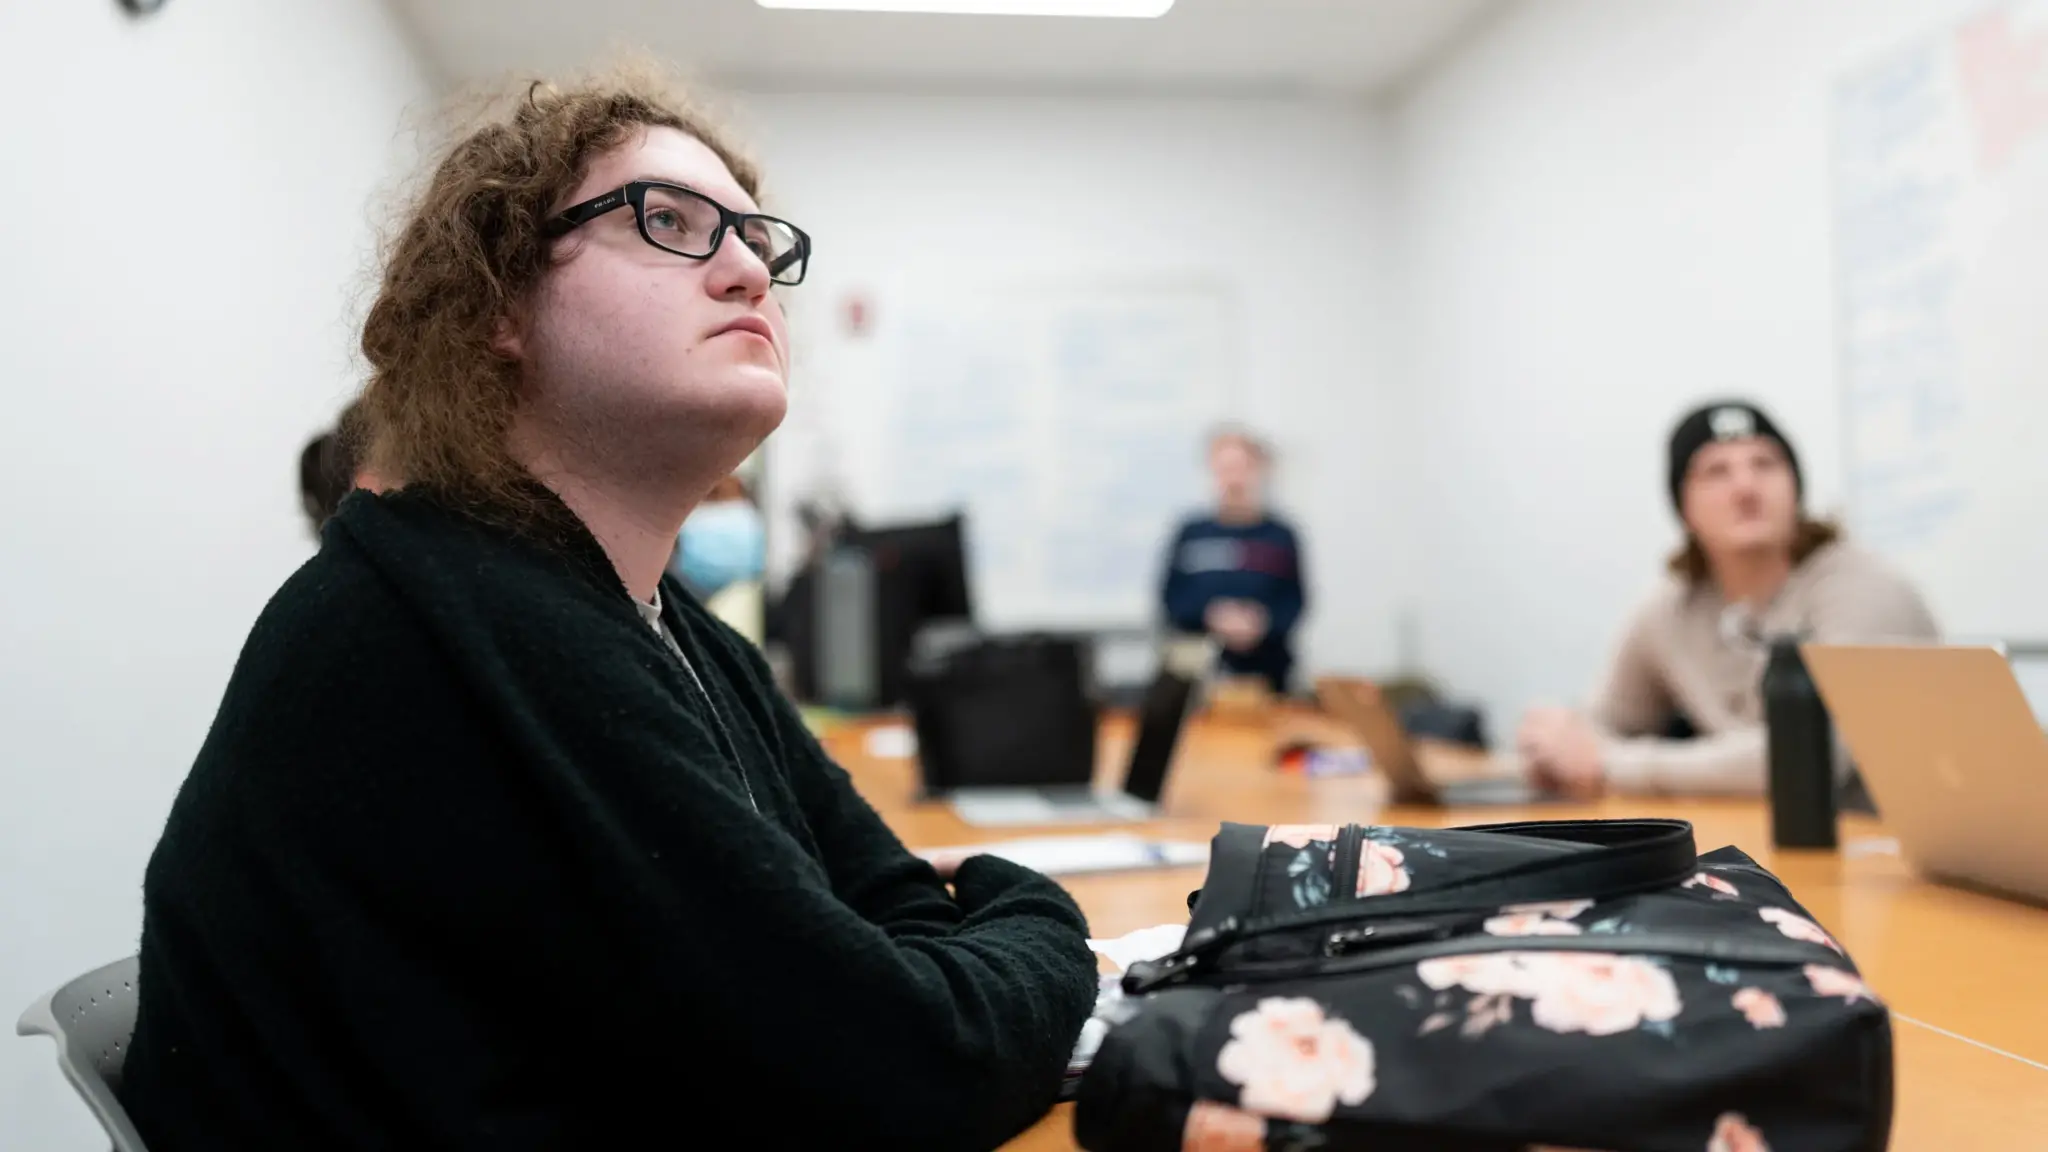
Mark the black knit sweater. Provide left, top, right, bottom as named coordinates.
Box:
left=121, top=487, right=1098, bottom=1151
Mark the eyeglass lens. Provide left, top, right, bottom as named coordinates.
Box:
left=639, top=185, right=806, bottom=285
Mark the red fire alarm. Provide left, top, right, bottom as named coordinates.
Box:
left=842, top=292, right=872, bottom=339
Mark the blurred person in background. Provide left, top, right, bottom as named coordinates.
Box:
left=122, top=63, right=1096, bottom=1152
left=671, top=470, right=768, bottom=644
left=1518, top=400, right=1938, bottom=799
left=1160, top=425, right=1307, bottom=694
left=296, top=399, right=368, bottom=532
left=296, top=399, right=379, bottom=535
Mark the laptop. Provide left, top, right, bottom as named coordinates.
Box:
left=944, top=668, right=1199, bottom=827
left=1800, top=643, right=2048, bottom=907
left=1314, top=676, right=1562, bottom=807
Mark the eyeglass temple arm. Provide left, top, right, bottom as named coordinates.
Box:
left=544, top=188, right=634, bottom=238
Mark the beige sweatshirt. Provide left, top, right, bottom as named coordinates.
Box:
left=1591, top=542, right=1940, bottom=796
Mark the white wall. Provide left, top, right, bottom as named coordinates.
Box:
left=1389, top=0, right=1989, bottom=732
left=0, top=1, right=432, bottom=1145
left=727, top=90, right=1408, bottom=676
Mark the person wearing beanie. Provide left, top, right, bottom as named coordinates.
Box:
left=1516, top=400, right=1939, bottom=798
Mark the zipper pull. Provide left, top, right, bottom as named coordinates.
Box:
left=1121, top=955, right=1190, bottom=995
left=1323, top=919, right=1446, bottom=957
left=1180, top=916, right=1242, bottom=961
left=1121, top=917, right=1241, bottom=995
left=1324, top=926, right=1378, bottom=956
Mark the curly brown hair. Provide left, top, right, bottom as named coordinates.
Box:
left=357, top=61, right=759, bottom=528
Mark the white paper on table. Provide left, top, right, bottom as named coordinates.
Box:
left=920, top=834, right=1208, bottom=878
left=862, top=724, right=917, bottom=759
left=1069, top=924, right=1189, bottom=1078
left=1087, top=923, right=1188, bottom=973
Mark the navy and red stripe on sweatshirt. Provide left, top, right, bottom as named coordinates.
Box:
left=1159, top=514, right=1307, bottom=692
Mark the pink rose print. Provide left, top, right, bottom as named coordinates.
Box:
left=1707, top=1112, right=1772, bottom=1152
left=1804, top=965, right=1877, bottom=1004
left=1520, top=953, right=1682, bottom=1037
left=1418, top=952, right=1682, bottom=1039
left=1484, top=899, right=1594, bottom=937
left=1263, top=825, right=1339, bottom=849
left=1417, top=952, right=1539, bottom=998
left=1216, top=997, right=1376, bottom=1123
left=1682, top=872, right=1739, bottom=897
left=1182, top=1101, right=1267, bottom=1152
left=1356, top=840, right=1412, bottom=896
left=1731, top=987, right=1786, bottom=1029
left=1484, top=912, right=1584, bottom=937
left=1758, top=907, right=1842, bottom=953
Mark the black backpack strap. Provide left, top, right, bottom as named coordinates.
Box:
left=1149, top=819, right=1698, bottom=988
left=1301, top=819, right=1699, bottom=921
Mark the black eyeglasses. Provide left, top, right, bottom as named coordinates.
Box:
left=542, top=181, right=811, bottom=286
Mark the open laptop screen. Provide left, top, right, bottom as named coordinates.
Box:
left=1121, top=672, right=1196, bottom=804
left=2008, top=651, right=2048, bottom=729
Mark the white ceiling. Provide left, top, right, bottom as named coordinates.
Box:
left=391, top=0, right=1508, bottom=97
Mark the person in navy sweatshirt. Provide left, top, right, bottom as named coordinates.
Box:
left=1160, top=427, right=1308, bottom=693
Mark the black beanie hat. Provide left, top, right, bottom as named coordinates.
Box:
left=1667, top=400, right=1802, bottom=513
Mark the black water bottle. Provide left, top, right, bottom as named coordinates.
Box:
left=1762, top=634, right=1837, bottom=849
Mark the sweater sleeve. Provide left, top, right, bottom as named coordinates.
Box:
left=1599, top=561, right=1941, bottom=796
left=1583, top=596, right=1759, bottom=794
left=544, top=754, right=1098, bottom=1150
left=1263, top=524, right=1306, bottom=639
left=1601, top=727, right=1769, bottom=797
left=693, top=598, right=1089, bottom=940
left=1806, top=556, right=1941, bottom=643
left=1587, top=599, right=1676, bottom=741
left=763, top=646, right=1083, bottom=939
left=783, top=730, right=974, bottom=937
left=1593, top=596, right=1767, bottom=795
left=258, top=622, right=1094, bottom=1151
left=1160, top=520, right=1209, bottom=633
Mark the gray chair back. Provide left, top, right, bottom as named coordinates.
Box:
left=16, top=955, right=150, bottom=1152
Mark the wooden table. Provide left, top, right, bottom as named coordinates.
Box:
left=823, top=710, right=2048, bottom=1150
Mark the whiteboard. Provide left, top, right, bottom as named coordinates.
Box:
left=772, top=280, right=1237, bottom=632
left=882, top=281, right=1236, bottom=629
left=1833, top=0, right=2048, bottom=639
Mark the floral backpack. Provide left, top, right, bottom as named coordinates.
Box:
left=1073, top=819, right=1891, bottom=1152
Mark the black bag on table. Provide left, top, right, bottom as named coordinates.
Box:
left=1074, top=819, right=1891, bottom=1152
left=903, top=632, right=1097, bottom=796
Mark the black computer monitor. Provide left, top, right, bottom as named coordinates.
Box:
left=849, top=513, right=972, bottom=618
left=842, top=512, right=976, bottom=707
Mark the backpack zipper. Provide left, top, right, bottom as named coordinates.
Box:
left=1332, top=825, right=1365, bottom=904
left=1125, top=929, right=1844, bottom=996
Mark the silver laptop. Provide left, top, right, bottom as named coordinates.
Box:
left=946, top=786, right=1155, bottom=828
left=1314, top=676, right=1562, bottom=807
left=1802, top=642, right=2048, bottom=907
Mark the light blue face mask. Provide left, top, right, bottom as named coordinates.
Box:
left=674, top=500, right=766, bottom=596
